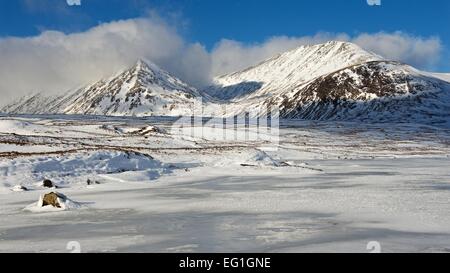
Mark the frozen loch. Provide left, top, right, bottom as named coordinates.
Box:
left=0, top=115, right=449, bottom=252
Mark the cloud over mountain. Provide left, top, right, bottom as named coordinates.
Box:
left=0, top=15, right=443, bottom=103
left=211, top=32, right=442, bottom=76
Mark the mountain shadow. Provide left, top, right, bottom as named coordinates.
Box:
left=205, top=81, right=264, bottom=100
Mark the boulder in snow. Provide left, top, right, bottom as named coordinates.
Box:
left=87, top=179, right=101, bottom=185
left=41, top=192, right=62, bottom=208
left=24, top=192, right=82, bottom=212
left=42, top=179, right=55, bottom=188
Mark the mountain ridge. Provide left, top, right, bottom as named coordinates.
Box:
left=2, top=41, right=450, bottom=124
left=205, top=41, right=383, bottom=101
left=2, top=59, right=208, bottom=116
left=203, top=41, right=450, bottom=124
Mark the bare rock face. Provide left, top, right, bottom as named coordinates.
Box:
left=42, top=192, right=63, bottom=208
left=287, top=61, right=442, bottom=103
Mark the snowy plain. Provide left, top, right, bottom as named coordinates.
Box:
left=0, top=114, right=449, bottom=253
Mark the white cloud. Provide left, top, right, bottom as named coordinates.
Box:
left=0, top=15, right=443, bottom=104
left=0, top=17, right=211, bottom=102
left=352, top=32, right=442, bottom=69
left=210, top=33, right=351, bottom=76
left=210, top=32, right=442, bottom=76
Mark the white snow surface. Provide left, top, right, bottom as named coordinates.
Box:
left=0, top=119, right=44, bottom=135
left=0, top=115, right=450, bottom=252
left=0, top=150, right=165, bottom=190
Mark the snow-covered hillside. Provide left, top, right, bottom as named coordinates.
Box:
left=2, top=60, right=208, bottom=116
left=205, top=41, right=382, bottom=101
left=2, top=41, right=450, bottom=124
left=205, top=41, right=450, bottom=124
left=251, top=61, right=450, bottom=123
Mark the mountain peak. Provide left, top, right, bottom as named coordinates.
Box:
left=288, top=40, right=376, bottom=59
left=209, top=40, right=382, bottom=100
left=125, top=58, right=178, bottom=87
left=1, top=57, right=204, bottom=116
left=131, top=58, right=159, bottom=74
left=135, top=58, right=146, bottom=65
left=115, top=58, right=201, bottom=99
left=322, top=40, right=357, bottom=47
left=134, top=58, right=148, bottom=69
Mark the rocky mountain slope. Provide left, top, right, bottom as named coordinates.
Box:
left=270, top=61, right=449, bottom=122
left=205, top=41, right=450, bottom=124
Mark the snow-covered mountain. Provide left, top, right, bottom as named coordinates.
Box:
left=2, top=60, right=206, bottom=116
left=205, top=41, right=382, bottom=101
left=205, top=41, right=450, bottom=123
left=269, top=61, right=450, bottom=122
left=2, top=41, right=450, bottom=124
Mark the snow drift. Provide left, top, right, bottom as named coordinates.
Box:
left=0, top=151, right=166, bottom=190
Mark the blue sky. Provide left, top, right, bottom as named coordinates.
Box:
left=0, top=0, right=449, bottom=100
left=1, top=1, right=449, bottom=49
left=1, top=0, right=449, bottom=70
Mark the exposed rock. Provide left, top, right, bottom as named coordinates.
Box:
left=41, top=192, right=63, bottom=208
left=24, top=192, right=82, bottom=212
left=43, top=179, right=55, bottom=188
left=132, top=125, right=167, bottom=135
left=87, top=179, right=101, bottom=185
left=275, top=61, right=449, bottom=121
